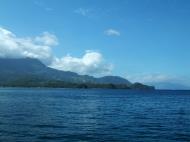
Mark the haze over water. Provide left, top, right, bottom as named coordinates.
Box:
left=0, top=88, right=190, bottom=142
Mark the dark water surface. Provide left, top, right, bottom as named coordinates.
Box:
left=0, top=88, right=190, bottom=142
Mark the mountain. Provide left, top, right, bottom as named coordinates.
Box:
left=0, top=58, right=154, bottom=89
left=97, top=76, right=131, bottom=85
left=0, top=58, right=90, bottom=83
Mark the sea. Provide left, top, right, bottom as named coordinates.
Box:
left=0, top=88, right=190, bottom=142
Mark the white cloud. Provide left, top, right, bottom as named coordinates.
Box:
left=104, top=29, right=120, bottom=36
left=74, top=8, right=90, bottom=16
left=35, top=32, right=58, bottom=46
left=0, top=27, right=113, bottom=76
left=50, top=50, right=113, bottom=76
left=0, top=27, right=54, bottom=64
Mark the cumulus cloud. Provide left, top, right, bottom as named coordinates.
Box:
left=0, top=27, right=54, bottom=64
left=50, top=50, right=113, bottom=76
left=0, top=27, right=113, bottom=76
left=35, top=32, right=58, bottom=46
left=104, top=29, right=120, bottom=36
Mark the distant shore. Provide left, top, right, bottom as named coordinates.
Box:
left=0, top=82, right=155, bottom=90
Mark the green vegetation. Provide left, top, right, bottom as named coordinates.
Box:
left=0, top=58, right=155, bottom=90
left=0, top=77, right=154, bottom=90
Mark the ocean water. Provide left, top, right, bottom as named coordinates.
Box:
left=0, top=88, right=190, bottom=142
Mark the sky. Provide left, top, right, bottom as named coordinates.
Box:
left=0, top=0, right=190, bottom=89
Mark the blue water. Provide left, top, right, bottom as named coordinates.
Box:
left=0, top=88, right=190, bottom=142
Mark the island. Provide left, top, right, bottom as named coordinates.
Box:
left=0, top=58, right=154, bottom=90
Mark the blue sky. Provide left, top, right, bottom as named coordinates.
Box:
left=0, top=0, right=190, bottom=88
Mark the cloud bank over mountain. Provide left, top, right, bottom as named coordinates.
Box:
left=0, top=27, right=113, bottom=76
left=50, top=51, right=113, bottom=76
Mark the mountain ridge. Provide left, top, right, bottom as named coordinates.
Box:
left=0, top=58, right=154, bottom=90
